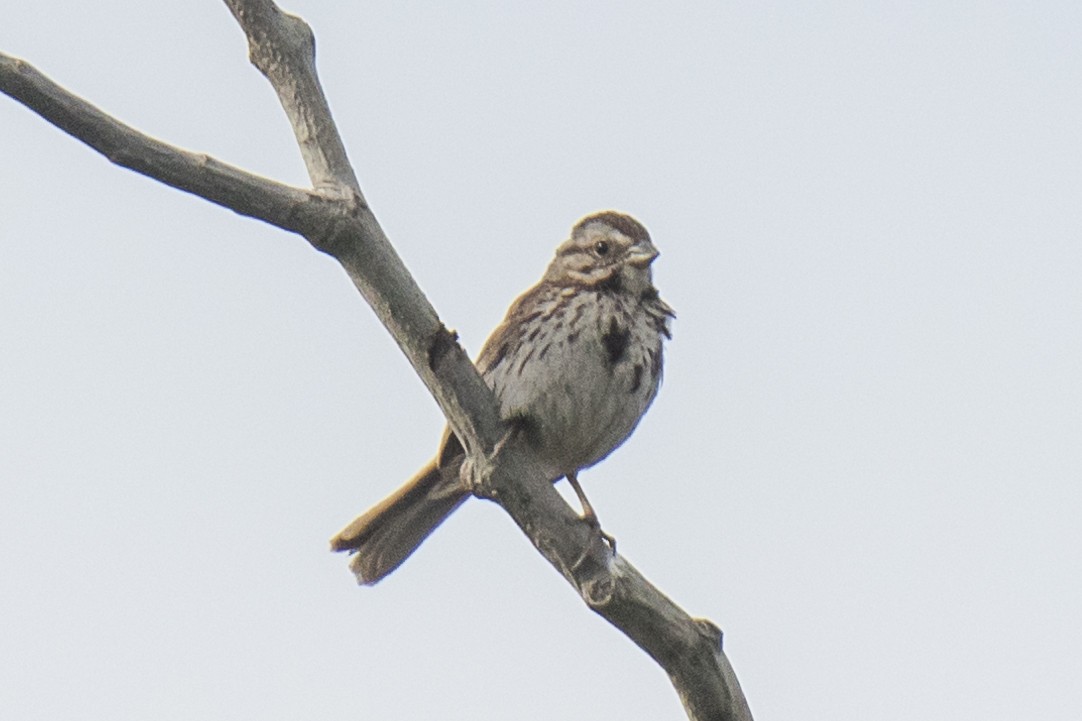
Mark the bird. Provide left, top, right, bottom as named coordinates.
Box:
left=330, top=211, right=674, bottom=584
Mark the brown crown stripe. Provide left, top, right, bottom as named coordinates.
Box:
left=573, top=212, right=651, bottom=244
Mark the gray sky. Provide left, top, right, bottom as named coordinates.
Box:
left=2, top=2, right=1080, bottom=719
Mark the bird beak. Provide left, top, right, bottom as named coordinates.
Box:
left=626, top=245, right=660, bottom=268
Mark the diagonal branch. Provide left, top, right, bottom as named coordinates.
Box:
left=0, top=2, right=753, bottom=719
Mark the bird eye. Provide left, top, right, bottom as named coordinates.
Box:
left=594, top=240, right=610, bottom=256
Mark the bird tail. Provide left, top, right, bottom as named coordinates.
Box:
left=330, top=459, right=469, bottom=584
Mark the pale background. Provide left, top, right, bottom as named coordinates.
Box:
left=2, top=2, right=1080, bottom=719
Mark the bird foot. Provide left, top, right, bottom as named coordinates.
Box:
left=581, top=508, right=617, bottom=556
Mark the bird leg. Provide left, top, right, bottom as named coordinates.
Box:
left=566, top=472, right=616, bottom=554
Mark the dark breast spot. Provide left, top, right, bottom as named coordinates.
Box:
left=596, top=273, right=623, bottom=294
left=601, top=316, right=631, bottom=366
left=629, top=363, right=643, bottom=393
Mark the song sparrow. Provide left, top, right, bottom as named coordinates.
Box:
left=331, top=211, right=674, bottom=583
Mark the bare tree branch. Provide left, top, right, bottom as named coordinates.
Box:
left=0, top=2, right=753, bottom=718
left=0, top=53, right=324, bottom=234
left=223, top=0, right=359, bottom=192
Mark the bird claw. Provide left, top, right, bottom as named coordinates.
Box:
left=461, top=423, right=522, bottom=498
left=598, top=527, right=617, bottom=556
left=581, top=508, right=617, bottom=555
left=568, top=513, right=617, bottom=577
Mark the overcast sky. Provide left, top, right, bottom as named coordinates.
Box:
left=2, top=2, right=1080, bottom=720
